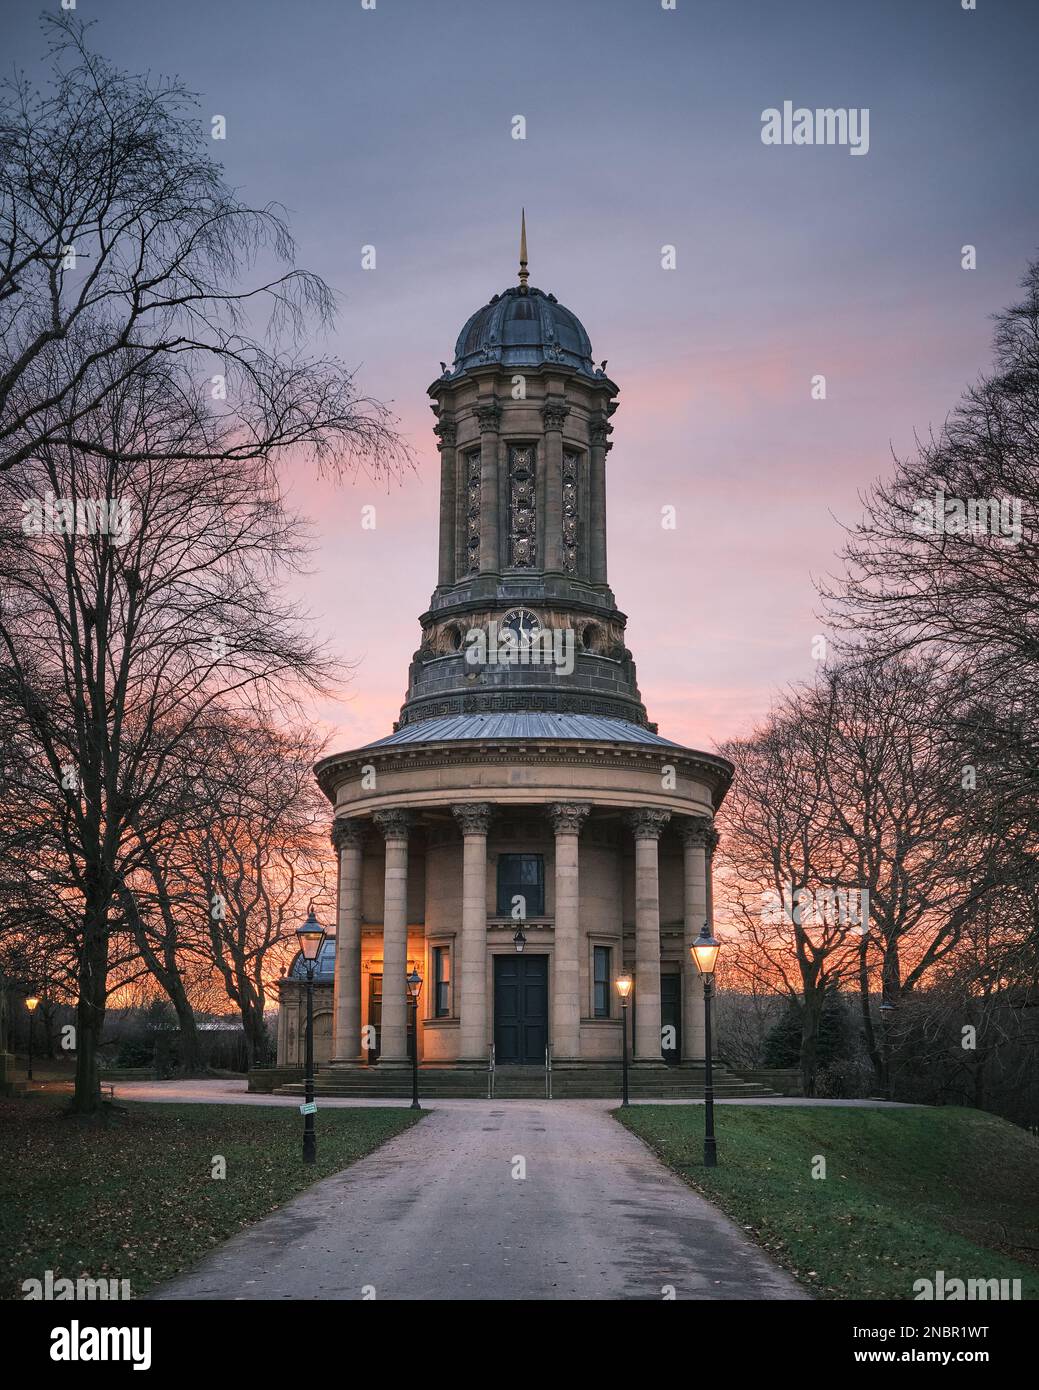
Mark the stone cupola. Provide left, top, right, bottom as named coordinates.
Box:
left=398, top=216, right=650, bottom=731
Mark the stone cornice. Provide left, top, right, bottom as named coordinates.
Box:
left=316, top=742, right=734, bottom=803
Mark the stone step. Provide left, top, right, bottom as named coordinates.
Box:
left=274, top=1066, right=778, bottom=1101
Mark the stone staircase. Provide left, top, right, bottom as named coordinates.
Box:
left=273, top=1061, right=778, bottom=1102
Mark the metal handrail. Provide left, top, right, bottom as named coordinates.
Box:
left=545, top=1042, right=552, bottom=1100
left=488, top=1043, right=495, bottom=1100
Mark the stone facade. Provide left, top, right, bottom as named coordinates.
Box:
left=278, top=238, right=732, bottom=1074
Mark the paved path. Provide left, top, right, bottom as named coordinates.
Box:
left=153, top=1099, right=807, bottom=1301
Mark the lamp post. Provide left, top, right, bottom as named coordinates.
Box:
left=616, top=974, right=632, bottom=1107
left=295, top=905, right=326, bottom=1164
left=25, top=996, right=39, bottom=1082
left=407, top=967, right=423, bottom=1110
left=690, top=923, right=721, bottom=1168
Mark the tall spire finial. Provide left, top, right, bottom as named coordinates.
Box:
left=518, top=208, right=529, bottom=289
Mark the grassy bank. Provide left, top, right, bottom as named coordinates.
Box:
left=618, top=1104, right=1039, bottom=1300
left=0, top=1097, right=420, bottom=1300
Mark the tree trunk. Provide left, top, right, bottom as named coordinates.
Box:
left=241, top=1006, right=270, bottom=1070
left=857, top=940, right=883, bottom=1091
left=166, top=975, right=205, bottom=1074
left=799, top=989, right=824, bottom=1097
left=71, top=920, right=107, bottom=1115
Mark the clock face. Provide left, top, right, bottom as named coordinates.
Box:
left=500, top=608, right=541, bottom=646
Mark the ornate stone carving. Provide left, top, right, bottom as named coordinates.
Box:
left=372, top=809, right=413, bottom=841
left=680, top=815, right=715, bottom=850
left=465, top=448, right=481, bottom=572
left=541, top=398, right=570, bottom=431
left=451, top=802, right=494, bottom=835
left=626, top=808, right=671, bottom=840
left=548, top=802, right=592, bottom=835
left=474, top=401, right=502, bottom=433
left=507, top=444, right=536, bottom=567
left=331, top=818, right=366, bottom=852
left=562, top=448, right=579, bottom=574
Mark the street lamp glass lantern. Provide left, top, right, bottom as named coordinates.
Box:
left=615, top=973, right=633, bottom=1001
left=690, top=924, right=721, bottom=978
left=296, top=905, right=326, bottom=961
left=25, top=995, right=40, bottom=1013
left=407, top=967, right=423, bottom=1000
left=513, top=929, right=526, bottom=954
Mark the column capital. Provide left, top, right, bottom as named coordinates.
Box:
left=331, top=818, right=367, bottom=853
left=434, top=416, right=457, bottom=448
left=589, top=412, right=614, bottom=448
left=680, top=815, right=717, bottom=851
left=547, top=802, right=592, bottom=835
left=541, top=397, right=570, bottom=431
left=626, top=807, right=671, bottom=841
left=474, top=401, right=502, bottom=433
left=452, top=801, right=494, bottom=836
left=372, top=809, right=414, bottom=842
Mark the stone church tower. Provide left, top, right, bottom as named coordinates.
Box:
left=277, top=224, right=733, bottom=1093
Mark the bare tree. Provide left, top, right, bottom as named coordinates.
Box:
left=0, top=346, right=346, bottom=1113
left=188, top=713, right=332, bottom=1069
left=821, top=259, right=1039, bottom=860
left=1, top=14, right=409, bottom=481
left=719, top=689, right=861, bottom=1094
left=0, top=18, right=411, bottom=1115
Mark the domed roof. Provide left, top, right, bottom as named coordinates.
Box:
left=452, top=285, right=596, bottom=378
left=288, top=936, right=336, bottom=982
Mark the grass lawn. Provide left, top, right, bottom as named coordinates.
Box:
left=0, top=1096, right=420, bottom=1300
left=618, top=1104, right=1039, bottom=1300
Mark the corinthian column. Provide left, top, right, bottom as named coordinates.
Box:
left=588, top=411, right=612, bottom=585
left=680, top=817, right=714, bottom=1061
left=373, top=810, right=412, bottom=1064
left=626, top=808, right=670, bottom=1060
left=331, top=818, right=366, bottom=1064
left=434, top=415, right=457, bottom=587
left=542, top=396, right=570, bottom=572
left=452, top=803, right=494, bottom=1061
left=475, top=401, right=501, bottom=573
left=548, top=802, right=591, bottom=1060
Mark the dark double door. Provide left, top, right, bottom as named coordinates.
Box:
left=494, top=955, right=548, bottom=1064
